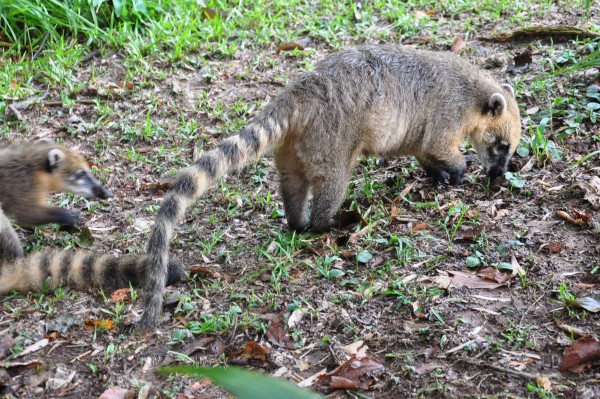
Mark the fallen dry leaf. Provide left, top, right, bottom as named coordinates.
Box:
left=569, top=297, right=600, bottom=313
left=541, top=241, right=566, bottom=254
left=117, top=80, right=134, bottom=90
left=443, top=270, right=505, bottom=289
left=575, top=283, right=595, bottom=289
left=573, top=176, right=600, bottom=210
left=560, top=336, right=600, bottom=372
left=315, top=356, right=385, bottom=392
left=412, top=300, right=426, bottom=319
left=410, top=222, right=428, bottom=233
left=456, top=225, right=502, bottom=241
left=266, top=315, right=294, bottom=349
left=110, top=288, right=131, bottom=303
left=99, top=387, right=135, bottom=399
left=228, top=341, right=271, bottom=367
left=556, top=210, right=588, bottom=226
left=342, top=340, right=369, bottom=359
left=476, top=267, right=512, bottom=284
left=450, top=35, right=466, bottom=52
left=287, top=308, right=305, bottom=329
left=276, top=42, right=305, bottom=54
left=84, top=318, right=115, bottom=331
left=17, top=339, right=48, bottom=357
left=536, top=376, right=552, bottom=390
left=571, top=209, right=592, bottom=224
left=414, top=363, right=445, bottom=375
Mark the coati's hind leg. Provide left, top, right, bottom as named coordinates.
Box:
left=276, top=151, right=310, bottom=232
left=308, top=170, right=350, bottom=233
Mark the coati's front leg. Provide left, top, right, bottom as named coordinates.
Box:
left=418, top=152, right=466, bottom=185
left=0, top=209, right=24, bottom=260
left=276, top=149, right=311, bottom=232
left=308, top=171, right=349, bottom=233
left=12, top=206, right=79, bottom=228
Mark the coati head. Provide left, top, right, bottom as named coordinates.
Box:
left=40, top=142, right=113, bottom=199
left=472, top=84, right=521, bottom=180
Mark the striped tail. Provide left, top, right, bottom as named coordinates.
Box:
left=139, top=102, right=291, bottom=330
left=0, top=249, right=184, bottom=295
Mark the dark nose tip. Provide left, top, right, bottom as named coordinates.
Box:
left=94, top=186, right=113, bottom=199
left=486, top=166, right=505, bottom=181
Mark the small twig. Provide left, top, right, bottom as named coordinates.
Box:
left=461, top=358, right=546, bottom=380
left=31, top=32, right=49, bottom=61
left=519, top=293, right=546, bottom=325
left=45, top=99, right=108, bottom=106
left=6, top=90, right=49, bottom=120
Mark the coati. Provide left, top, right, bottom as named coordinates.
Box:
left=0, top=139, right=113, bottom=229
left=139, top=45, right=522, bottom=330
left=0, top=141, right=184, bottom=294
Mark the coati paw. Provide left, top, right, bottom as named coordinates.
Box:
left=424, top=165, right=465, bottom=185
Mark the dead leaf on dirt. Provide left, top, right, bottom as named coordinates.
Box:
left=84, top=318, right=115, bottom=331
left=228, top=341, right=270, bottom=367
left=410, top=222, right=428, bottom=233
left=568, top=297, right=600, bottom=313
left=77, top=226, right=95, bottom=248
left=266, top=314, right=294, bottom=349
left=559, top=336, right=600, bottom=372
left=394, top=181, right=416, bottom=202
left=575, top=283, right=595, bottom=289
left=519, top=157, right=535, bottom=173
left=571, top=209, right=592, bottom=224
left=16, top=339, right=48, bottom=357
left=276, top=42, right=304, bottom=54
left=507, top=48, right=532, bottom=74
left=288, top=308, right=305, bottom=329
left=414, top=363, right=445, bottom=375
left=540, top=241, right=566, bottom=254
left=0, top=359, right=41, bottom=369
left=99, top=387, right=135, bottom=399
left=342, top=340, right=369, bottom=359
left=46, top=366, right=76, bottom=391
left=476, top=267, right=512, bottom=284
left=510, top=256, right=526, bottom=278
left=573, top=176, right=600, bottom=210
left=441, top=270, right=506, bottom=289
left=110, top=288, right=131, bottom=303
left=450, top=35, right=466, bottom=52
left=536, top=376, right=552, bottom=390
left=117, top=80, right=134, bottom=90
left=557, top=323, right=589, bottom=338
left=412, top=300, right=426, bottom=319
left=556, top=210, right=589, bottom=226
left=315, top=356, right=385, bottom=392
left=525, top=106, right=539, bottom=115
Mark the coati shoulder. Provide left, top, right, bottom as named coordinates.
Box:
left=139, top=44, right=522, bottom=330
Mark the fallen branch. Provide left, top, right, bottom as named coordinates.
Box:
left=5, top=91, right=49, bottom=120
left=479, top=25, right=599, bottom=43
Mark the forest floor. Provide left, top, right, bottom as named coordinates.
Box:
left=1, top=1, right=599, bottom=398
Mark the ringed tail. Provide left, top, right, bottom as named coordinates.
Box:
left=0, top=249, right=184, bottom=295
left=140, top=101, right=293, bottom=330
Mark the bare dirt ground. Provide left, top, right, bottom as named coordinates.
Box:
left=1, top=3, right=599, bottom=399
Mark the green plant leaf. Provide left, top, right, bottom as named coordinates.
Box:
left=356, top=250, right=373, bottom=264
left=466, top=256, right=481, bottom=268
left=159, top=366, right=324, bottom=399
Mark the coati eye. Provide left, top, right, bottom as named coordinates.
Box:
left=74, top=170, right=88, bottom=179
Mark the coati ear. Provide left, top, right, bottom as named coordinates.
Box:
left=501, top=84, right=515, bottom=98
left=487, top=93, right=507, bottom=117
left=47, top=148, right=65, bottom=172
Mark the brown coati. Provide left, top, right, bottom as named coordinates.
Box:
left=139, top=44, right=522, bottom=330
left=0, top=142, right=184, bottom=294
left=0, top=139, right=113, bottom=229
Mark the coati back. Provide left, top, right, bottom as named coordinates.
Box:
left=139, top=45, right=522, bottom=330
left=0, top=140, right=113, bottom=228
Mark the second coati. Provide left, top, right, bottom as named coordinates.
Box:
left=0, top=140, right=113, bottom=229
left=0, top=141, right=184, bottom=294
left=139, top=45, right=522, bottom=330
